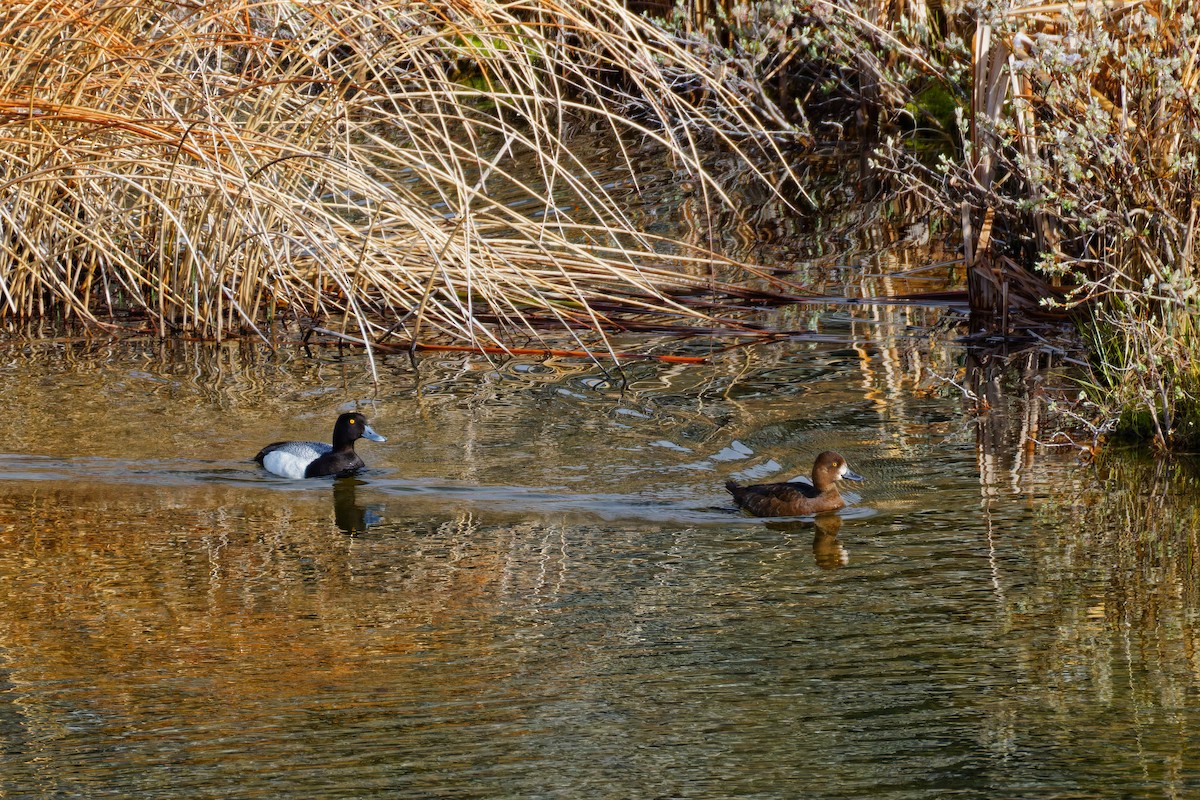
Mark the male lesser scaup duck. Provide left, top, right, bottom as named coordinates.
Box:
left=254, top=412, right=386, bottom=479
left=725, top=450, right=863, bottom=517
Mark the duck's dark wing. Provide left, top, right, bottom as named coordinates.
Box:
left=726, top=479, right=820, bottom=500
left=725, top=479, right=821, bottom=517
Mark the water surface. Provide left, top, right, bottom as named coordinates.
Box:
left=0, top=329, right=1197, bottom=798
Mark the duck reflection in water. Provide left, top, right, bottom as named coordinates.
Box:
left=764, top=514, right=850, bottom=569
left=333, top=478, right=382, bottom=534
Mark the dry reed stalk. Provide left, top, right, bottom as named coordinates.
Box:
left=0, top=0, right=803, bottom=355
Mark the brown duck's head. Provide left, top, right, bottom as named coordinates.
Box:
left=811, top=451, right=864, bottom=491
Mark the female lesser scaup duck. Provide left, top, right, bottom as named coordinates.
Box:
left=725, top=450, right=863, bottom=517
left=254, top=412, right=386, bottom=479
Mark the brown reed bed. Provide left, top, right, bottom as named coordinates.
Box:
left=0, top=0, right=804, bottom=353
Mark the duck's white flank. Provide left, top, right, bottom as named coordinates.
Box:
left=261, top=441, right=331, bottom=480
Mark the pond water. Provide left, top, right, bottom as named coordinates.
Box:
left=1, top=320, right=1198, bottom=799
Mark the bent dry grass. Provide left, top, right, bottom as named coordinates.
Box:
left=0, top=0, right=805, bottom=358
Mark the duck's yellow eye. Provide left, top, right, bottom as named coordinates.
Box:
left=349, top=419, right=357, bottom=425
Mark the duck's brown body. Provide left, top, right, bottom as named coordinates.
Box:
left=725, top=478, right=846, bottom=516
left=726, top=451, right=863, bottom=517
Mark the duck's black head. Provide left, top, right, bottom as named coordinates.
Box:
left=332, top=412, right=387, bottom=450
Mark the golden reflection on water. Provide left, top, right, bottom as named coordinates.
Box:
left=0, top=482, right=516, bottom=712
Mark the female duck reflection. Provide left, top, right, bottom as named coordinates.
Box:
left=761, top=515, right=849, bottom=569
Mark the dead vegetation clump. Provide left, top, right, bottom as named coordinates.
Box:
left=0, top=0, right=803, bottom=353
